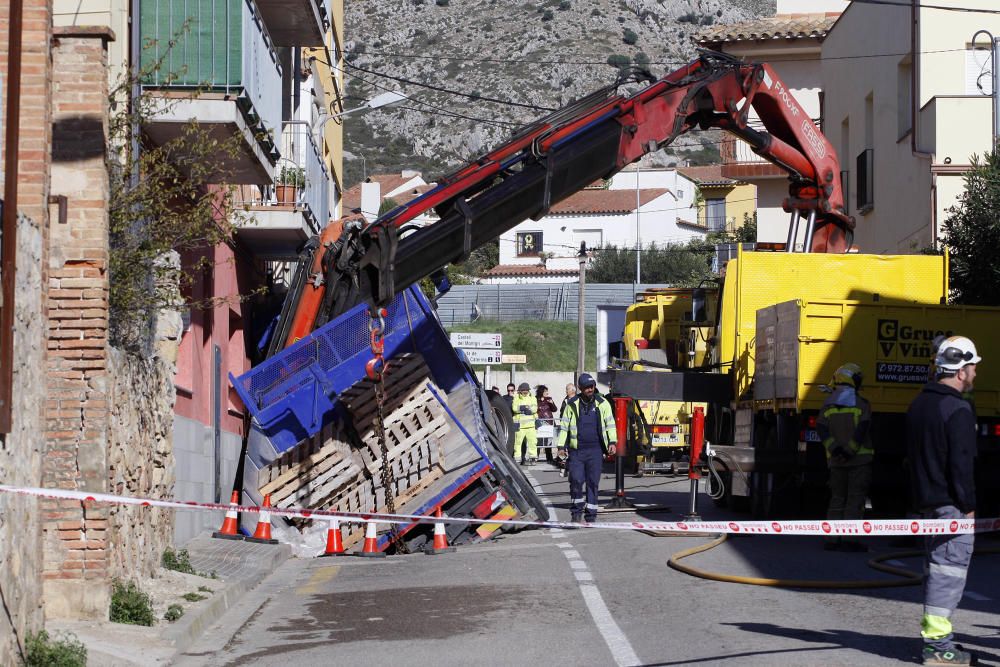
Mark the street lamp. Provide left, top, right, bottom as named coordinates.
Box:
left=326, top=90, right=408, bottom=123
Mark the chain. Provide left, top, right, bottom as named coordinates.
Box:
left=367, top=308, right=408, bottom=553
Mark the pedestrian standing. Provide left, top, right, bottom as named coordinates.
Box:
left=557, top=374, right=617, bottom=523
left=560, top=383, right=577, bottom=415
left=818, top=362, right=873, bottom=553
left=512, top=382, right=539, bottom=465
left=503, top=383, right=515, bottom=412
left=536, top=385, right=558, bottom=464
left=907, top=335, right=980, bottom=666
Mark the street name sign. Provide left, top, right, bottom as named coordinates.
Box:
left=450, top=332, right=502, bottom=349
left=461, top=349, right=503, bottom=365
left=501, top=354, right=527, bottom=364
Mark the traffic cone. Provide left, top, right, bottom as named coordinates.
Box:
left=424, top=508, right=456, bottom=555
left=319, top=517, right=348, bottom=557
left=212, top=491, right=245, bottom=541
left=246, top=494, right=279, bottom=545
left=354, top=520, right=386, bottom=558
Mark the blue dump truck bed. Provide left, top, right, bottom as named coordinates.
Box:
left=231, top=286, right=546, bottom=552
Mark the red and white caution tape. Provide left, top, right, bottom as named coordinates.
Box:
left=1, top=484, right=997, bottom=537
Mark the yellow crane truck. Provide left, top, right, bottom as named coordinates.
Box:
left=604, top=247, right=1000, bottom=518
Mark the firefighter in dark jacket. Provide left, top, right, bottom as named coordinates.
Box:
left=557, top=374, right=617, bottom=523
left=907, top=336, right=980, bottom=667
left=817, top=362, right=873, bottom=552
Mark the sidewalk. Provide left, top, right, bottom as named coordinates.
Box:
left=48, top=533, right=291, bottom=666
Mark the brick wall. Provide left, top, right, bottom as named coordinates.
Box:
left=42, top=27, right=114, bottom=620
left=0, top=0, right=53, bottom=662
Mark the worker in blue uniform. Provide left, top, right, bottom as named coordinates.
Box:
left=557, top=373, right=617, bottom=523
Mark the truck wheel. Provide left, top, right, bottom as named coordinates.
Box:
left=486, top=391, right=515, bottom=456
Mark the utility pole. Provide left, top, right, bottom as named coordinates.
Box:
left=635, top=169, right=641, bottom=284
left=577, top=242, right=587, bottom=383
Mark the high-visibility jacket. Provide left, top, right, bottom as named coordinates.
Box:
left=512, top=394, right=538, bottom=431
left=557, top=394, right=617, bottom=452
left=817, top=385, right=873, bottom=467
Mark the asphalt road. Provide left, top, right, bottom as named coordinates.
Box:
left=176, top=464, right=1000, bottom=667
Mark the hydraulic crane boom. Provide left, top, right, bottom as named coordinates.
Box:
left=276, top=51, right=854, bottom=352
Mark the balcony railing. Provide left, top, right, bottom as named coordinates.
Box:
left=720, top=135, right=769, bottom=164
left=276, top=121, right=330, bottom=229
left=140, top=0, right=283, bottom=159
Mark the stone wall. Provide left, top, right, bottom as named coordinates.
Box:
left=0, top=0, right=54, bottom=660
left=43, top=28, right=114, bottom=621
left=106, top=350, right=176, bottom=581
left=0, top=215, right=47, bottom=665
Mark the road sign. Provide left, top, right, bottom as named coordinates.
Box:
left=450, top=332, right=502, bottom=349
left=461, top=349, right=503, bottom=365
left=501, top=354, right=526, bottom=364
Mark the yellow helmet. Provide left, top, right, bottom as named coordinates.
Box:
left=832, top=362, right=863, bottom=389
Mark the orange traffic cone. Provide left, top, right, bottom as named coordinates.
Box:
left=354, top=520, right=386, bottom=558
left=246, top=494, right=279, bottom=544
left=319, top=517, right=348, bottom=557
left=212, top=491, right=245, bottom=541
left=424, top=508, right=456, bottom=554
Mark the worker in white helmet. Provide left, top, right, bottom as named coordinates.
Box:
left=906, top=335, right=980, bottom=666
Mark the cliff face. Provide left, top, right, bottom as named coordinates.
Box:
left=342, top=0, right=774, bottom=185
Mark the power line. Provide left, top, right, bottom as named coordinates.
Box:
left=850, top=0, right=1000, bottom=14
left=355, top=45, right=969, bottom=67
left=345, top=61, right=556, bottom=111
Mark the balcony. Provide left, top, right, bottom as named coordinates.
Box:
left=235, top=121, right=331, bottom=259
left=257, top=0, right=330, bottom=46
left=718, top=135, right=786, bottom=180
left=139, top=0, right=283, bottom=184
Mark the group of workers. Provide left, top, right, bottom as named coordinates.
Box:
left=818, top=335, right=981, bottom=666
left=499, top=374, right=618, bottom=524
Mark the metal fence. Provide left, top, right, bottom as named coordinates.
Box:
left=435, top=283, right=662, bottom=326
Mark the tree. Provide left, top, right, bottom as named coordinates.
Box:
left=109, top=29, right=258, bottom=351
left=941, top=149, right=1000, bottom=305
left=587, top=241, right=715, bottom=285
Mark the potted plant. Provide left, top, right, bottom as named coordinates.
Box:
left=276, top=165, right=305, bottom=205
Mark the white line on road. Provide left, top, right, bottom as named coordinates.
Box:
left=528, top=471, right=641, bottom=667
left=965, top=591, right=991, bottom=601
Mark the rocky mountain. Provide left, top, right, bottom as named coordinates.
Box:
left=342, top=0, right=775, bottom=187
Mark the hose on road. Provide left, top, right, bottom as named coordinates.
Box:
left=668, top=534, right=1000, bottom=589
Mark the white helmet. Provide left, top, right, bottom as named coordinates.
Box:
left=934, top=335, right=981, bottom=372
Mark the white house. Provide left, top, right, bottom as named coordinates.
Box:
left=486, top=168, right=703, bottom=284
left=821, top=0, right=1000, bottom=252
left=341, top=171, right=438, bottom=226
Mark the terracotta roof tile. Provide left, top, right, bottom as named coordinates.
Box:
left=550, top=188, right=669, bottom=215
left=677, top=165, right=741, bottom=186
left=485, top=264, right=579, bottom=278
left=695, top=13, right=840, bottom=45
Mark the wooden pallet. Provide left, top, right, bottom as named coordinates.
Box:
left=255, top=353, right=450, bottom=546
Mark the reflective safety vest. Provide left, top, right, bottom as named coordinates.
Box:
left=557, top=394, right=617, bottom=451
left=512, top=394, right=538, bottom=430
left=817, top=386, right=873, bottom=467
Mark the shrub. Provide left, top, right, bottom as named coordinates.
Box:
left=110, top=580, right=156, bottom=626
left=606, top=54, right=630, bottom=69
left=436, top=0, right=449, bottom=4
left=25, top=630, right=87, bottom=667
left=541, top=9, right=554, bottom=21
left=181, top=592, right=208, bottom=602
left=623, top=28, right=638, bottom=45
left=633, top=51, right=650, bottom=67
left=162, top=548, right=195, bottom=575
left=164, top=604, right=184, bottom=622
left=558, top=0, right=571, bottom=9
left=677, top=12, right=698, bottom=24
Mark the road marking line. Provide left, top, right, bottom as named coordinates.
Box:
left=527, top=471, right=641, bottom=667
left=884, top=560, right=906, bottom=567
left=965, top=591, right=990, bottom=601
left=295, top=565, right=340, bottom=595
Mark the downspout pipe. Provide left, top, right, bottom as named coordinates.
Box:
left=0, top=0, right=25, bottom=433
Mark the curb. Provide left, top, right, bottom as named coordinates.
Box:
left=161, top=543, right=292, bottom=655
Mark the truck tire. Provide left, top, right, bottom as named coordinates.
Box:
left=486, top=390, right=515, bottom=456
